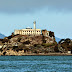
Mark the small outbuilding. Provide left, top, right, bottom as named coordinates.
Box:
left=68, top=51, right=71, bottom=54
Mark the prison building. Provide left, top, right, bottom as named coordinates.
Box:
left=14, top=21, right=41, bottom=35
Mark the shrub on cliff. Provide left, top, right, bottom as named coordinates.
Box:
left=2, top=37, right=8, bottom=43
left=58, top=38, right=71, bottom=44
left=11, top=32, right=14, bottom=37
left=12, top=46, right=18, bottom=52
left=8, top=36, right=12, bottom=39
left=49, top=31, right=55, bottom=37
left=42, top=36, right=46, bottom=43
left=24, top=48, right=30, bottom=53
left=3, top=52, right=6, bottom=56
left=23, top=40, right=30, bottom=44
left=58, top=38, right=72, bottom=52
left=13, top=44, right=26, bottom=52
left=42, top=42, right=57, bottom=47
left=0, top=39, right=3, bottom=41
left=17, top=37, right=22, bottom=42
left=7, top=32, right=15, bottom=39
left=34, top=44, right=42, bottom=48
left=0, top=48, right=3, bottom=52
left=33, top=50, right=38, bottom=53
left=33, top=50, right=40, bottom=54
left=58, top=39, right=65, bottom=44
left=54, top=44, right=59, bottom=52
left=64, top=38, right=71, bottom=44
left=18, top=44, right=25, bottom=49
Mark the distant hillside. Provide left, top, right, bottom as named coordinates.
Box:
left=0, top=33, right=6, bottom=39
left=55, top=37, right=61, bottom=43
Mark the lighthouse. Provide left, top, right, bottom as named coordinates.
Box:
left=33, top=21, right=36, bottom=35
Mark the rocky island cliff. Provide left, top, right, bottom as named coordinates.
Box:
left=0, top=31, right=72, bottom=56
left=0, top=30, right=58, bottom=56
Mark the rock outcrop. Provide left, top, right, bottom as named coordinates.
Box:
left=0, top=34, right=57, bottom=56
left=54, top=38, right=72, bottom=53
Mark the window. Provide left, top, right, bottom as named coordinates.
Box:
left=29, top=31, right=30, bottom=32
left=37, top=31, right=38, bottom=32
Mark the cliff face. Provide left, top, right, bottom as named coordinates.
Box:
left=0, top=34, right=57, bottom=56
left=56, top=38, right=72, bottom=53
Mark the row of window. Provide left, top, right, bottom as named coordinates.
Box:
left=22, top=31, right=41, bottom=32
left=23, top=33, right=40, bottom=35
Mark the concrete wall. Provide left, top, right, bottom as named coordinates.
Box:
left=14, top=29, right=41, bottom=35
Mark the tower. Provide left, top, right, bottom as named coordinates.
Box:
left=33, top=21, right=36, bottom=35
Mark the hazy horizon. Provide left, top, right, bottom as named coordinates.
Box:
left=0, top=0, right=72, bottom=39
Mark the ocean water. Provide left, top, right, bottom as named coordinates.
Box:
left=0, top=56, right=72, bottom=72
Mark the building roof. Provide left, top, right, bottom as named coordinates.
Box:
left=26, top=26, right=32, bottom=29
left=42, top=29, right=47, bottom=31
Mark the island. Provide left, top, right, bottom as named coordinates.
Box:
left=0, top=21, right=72, bottom=56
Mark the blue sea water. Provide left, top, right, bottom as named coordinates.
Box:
left=0, top=56, right=72, bottom=72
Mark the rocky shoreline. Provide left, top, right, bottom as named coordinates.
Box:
left=0, top=53, right=72, bottom=56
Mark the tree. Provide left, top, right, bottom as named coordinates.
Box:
left=49, top=31, right=54, bottom=37
left=58, top=39, right=65, bottom=44
left=11, top=32, right=14, bottom=37
left=64, top=38, right=71, bottom=44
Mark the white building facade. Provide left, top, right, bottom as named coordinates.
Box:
left=14, top=21, right=41, bottom=35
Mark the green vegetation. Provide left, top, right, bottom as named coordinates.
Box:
left=42, top=42, right=57, bottom=47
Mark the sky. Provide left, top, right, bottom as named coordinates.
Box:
left=0, top=0, right=72, bottom=39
